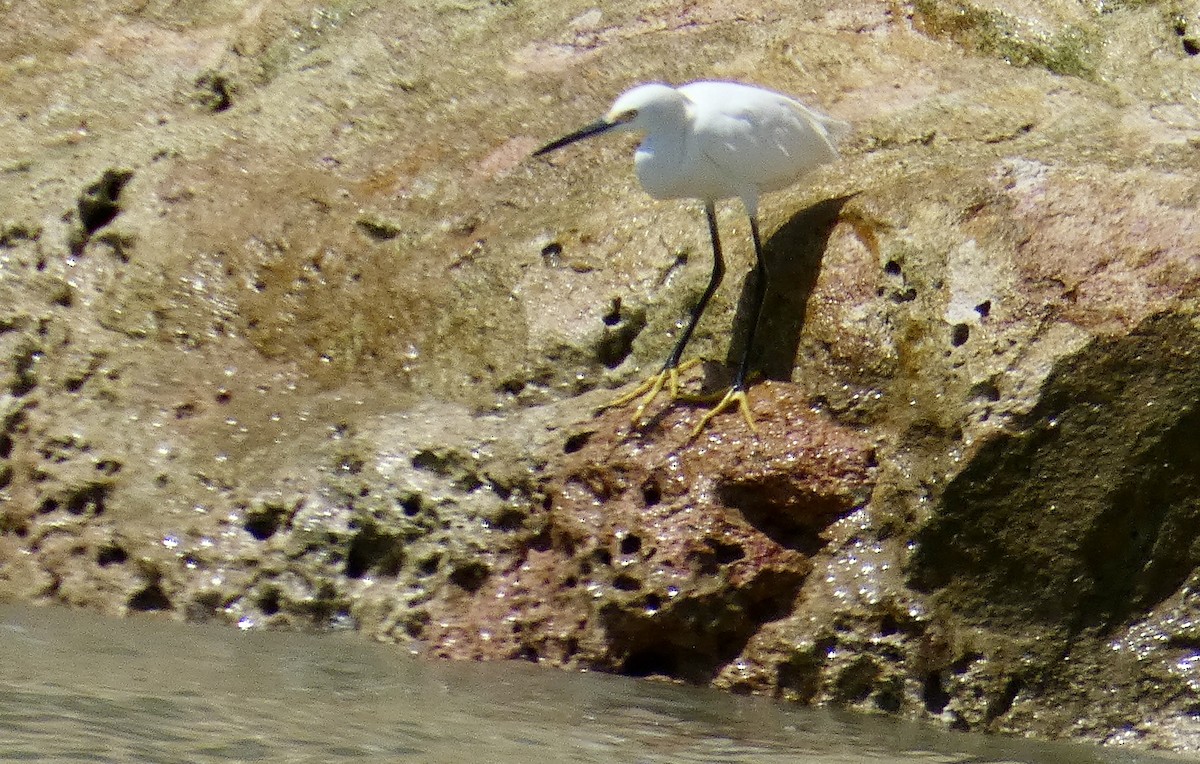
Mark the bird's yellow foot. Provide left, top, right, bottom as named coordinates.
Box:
left=689, top=387, right=757, bottom=437
left=602, top=358, right=701, bottom=425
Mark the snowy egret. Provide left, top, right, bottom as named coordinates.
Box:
left=534, top=81, right=847, bottom=435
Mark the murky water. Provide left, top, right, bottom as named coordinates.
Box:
left=0, top=605, right=1182, bottom=763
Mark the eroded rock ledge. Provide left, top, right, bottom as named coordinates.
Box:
left=1, top=0, right=1198, bottom=754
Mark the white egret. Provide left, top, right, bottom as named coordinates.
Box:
left=534, top=81, right=847, bottom=435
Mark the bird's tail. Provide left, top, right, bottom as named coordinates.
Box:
left=788, top=99, right=851, bottom=156
left=822, top=114, right=853, bottom=147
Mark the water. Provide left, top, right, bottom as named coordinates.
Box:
left=0, top=605, right=1183, bottom=763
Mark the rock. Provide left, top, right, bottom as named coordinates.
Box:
left=422, top=382, right=876, bottom=681
left=1, top=0, right=1198, bottom=753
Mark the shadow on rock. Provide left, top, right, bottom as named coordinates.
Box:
left=909, top=311, right=1200, bottom=636
left=727, top=194, right=856, bottom=381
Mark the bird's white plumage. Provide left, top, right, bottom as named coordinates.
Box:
left=532, top=80, right=848, bottom=434
left=603, top=81, right=847, bottom=215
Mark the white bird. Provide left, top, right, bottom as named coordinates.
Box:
left=534, top=81, right=847, bottom=435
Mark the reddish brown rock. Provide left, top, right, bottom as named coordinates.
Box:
left=2, top=0, right=1200, bottom=754
left=423, top=382, right=876, bottom=681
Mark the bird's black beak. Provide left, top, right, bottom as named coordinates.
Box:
left=533, top=119, right=618, bottom=157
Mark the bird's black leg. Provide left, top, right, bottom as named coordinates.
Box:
left=606, top=202, right=724, bottom=424
left=690, top=213, right=765, bottom=436
left=667, top=201, right=725, bottom=368
left=734, top=215, right=767, bottom=390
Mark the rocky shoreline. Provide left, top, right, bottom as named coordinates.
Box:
left=2, top=0, right=1198, bottom=753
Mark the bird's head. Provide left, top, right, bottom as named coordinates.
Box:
left=533, top=82, right=685, bottom=157
left=603, top=83, right=683, bottom=134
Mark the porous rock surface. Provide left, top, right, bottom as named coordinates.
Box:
left=1, top=0, right=1199, bottom=753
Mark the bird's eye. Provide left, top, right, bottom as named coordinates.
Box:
left=620, top=109, right=638, bottom=123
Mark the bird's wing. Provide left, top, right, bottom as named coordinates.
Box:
left=685, top=84, right=843, bottom=198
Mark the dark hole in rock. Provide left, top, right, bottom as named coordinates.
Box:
left=708, top=538, right=745, bottom=565
left=453, top=472, right=483, bottom=492
left=883, top=260, right=902, bottom=276
left=834, top=656, right=880, bottom=703
left=640, top=479, right=662, bottom=507
left=923, top=671, right=951, bottom=714
left=950, top=323, right=970, bottom=347
left=492, top=507, right=526, bottom=531
left=66, top=483, right=109, bottom=516
left=563, top=431, right=591, bottom=453
left=96, top=543, right=128, bottom=566
left=693, top=537, right=746, bottom=574
left=745, top=584, right=799, bottom=624
left=951, top=652, right=983, bottom=674
left=195, top=71, right=234, bottom=112
left=612, top=573, right=641, bottom=591
left=777, top=654, right=822, bottom=704
left=517, top=645, right=539, bottom=662
left=63, top=374, right=88, bottom=393
left=968, top=379, right=1001, bottom=403
left=243, top=504, right=288, bottom=540
left=186, top=590, right=223, bottom=621
left=529, top=527, right=553, bottom=552
left=622, top=648, right=678, bottom=678
left=718, top=480, right=848, bottom=555
left=596, top=321, right=641, bottom=369
left=491, top=481, right=512, bottom=501
left=355, top=217, right=401, bottom=240
left=345, top=526, right=404, bottom=578
left=404, top=612, right=430, bottom=638
left=399, top=494, right=422, bottom=516
left=258, top=588, right=282, bottom=615
left=541, top=241, right=563, bottom=265
left=417, top=555, right=440, bottom=576
left=498, top=377, right=525, bottom=395
left=128, top=583, right=171, bottom=612
left=619, top=533, right=642, bottom=555
left=95, top=459, right=122, bottom=475
left=985, top=677, right=1023, bottom=722
left=974, top=300, right=991, bottom=318
left=78, top=169, right=134, bottom=236
left=876, top=682, right=904, bottom=714
left=11, top=347, right=38, bottom=397
left=448, top=560, right=489, bottom=592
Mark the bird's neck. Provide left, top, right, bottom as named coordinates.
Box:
left=633, top=128, right=688, bottom=200
left=632, top=98, right=694, bottom=200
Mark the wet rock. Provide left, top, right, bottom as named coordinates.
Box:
left=911, top=312, right=1200, bottom=633
left=1, top=0, right=1199, bottom=754
left=422, top=382, right=876, bottom=682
